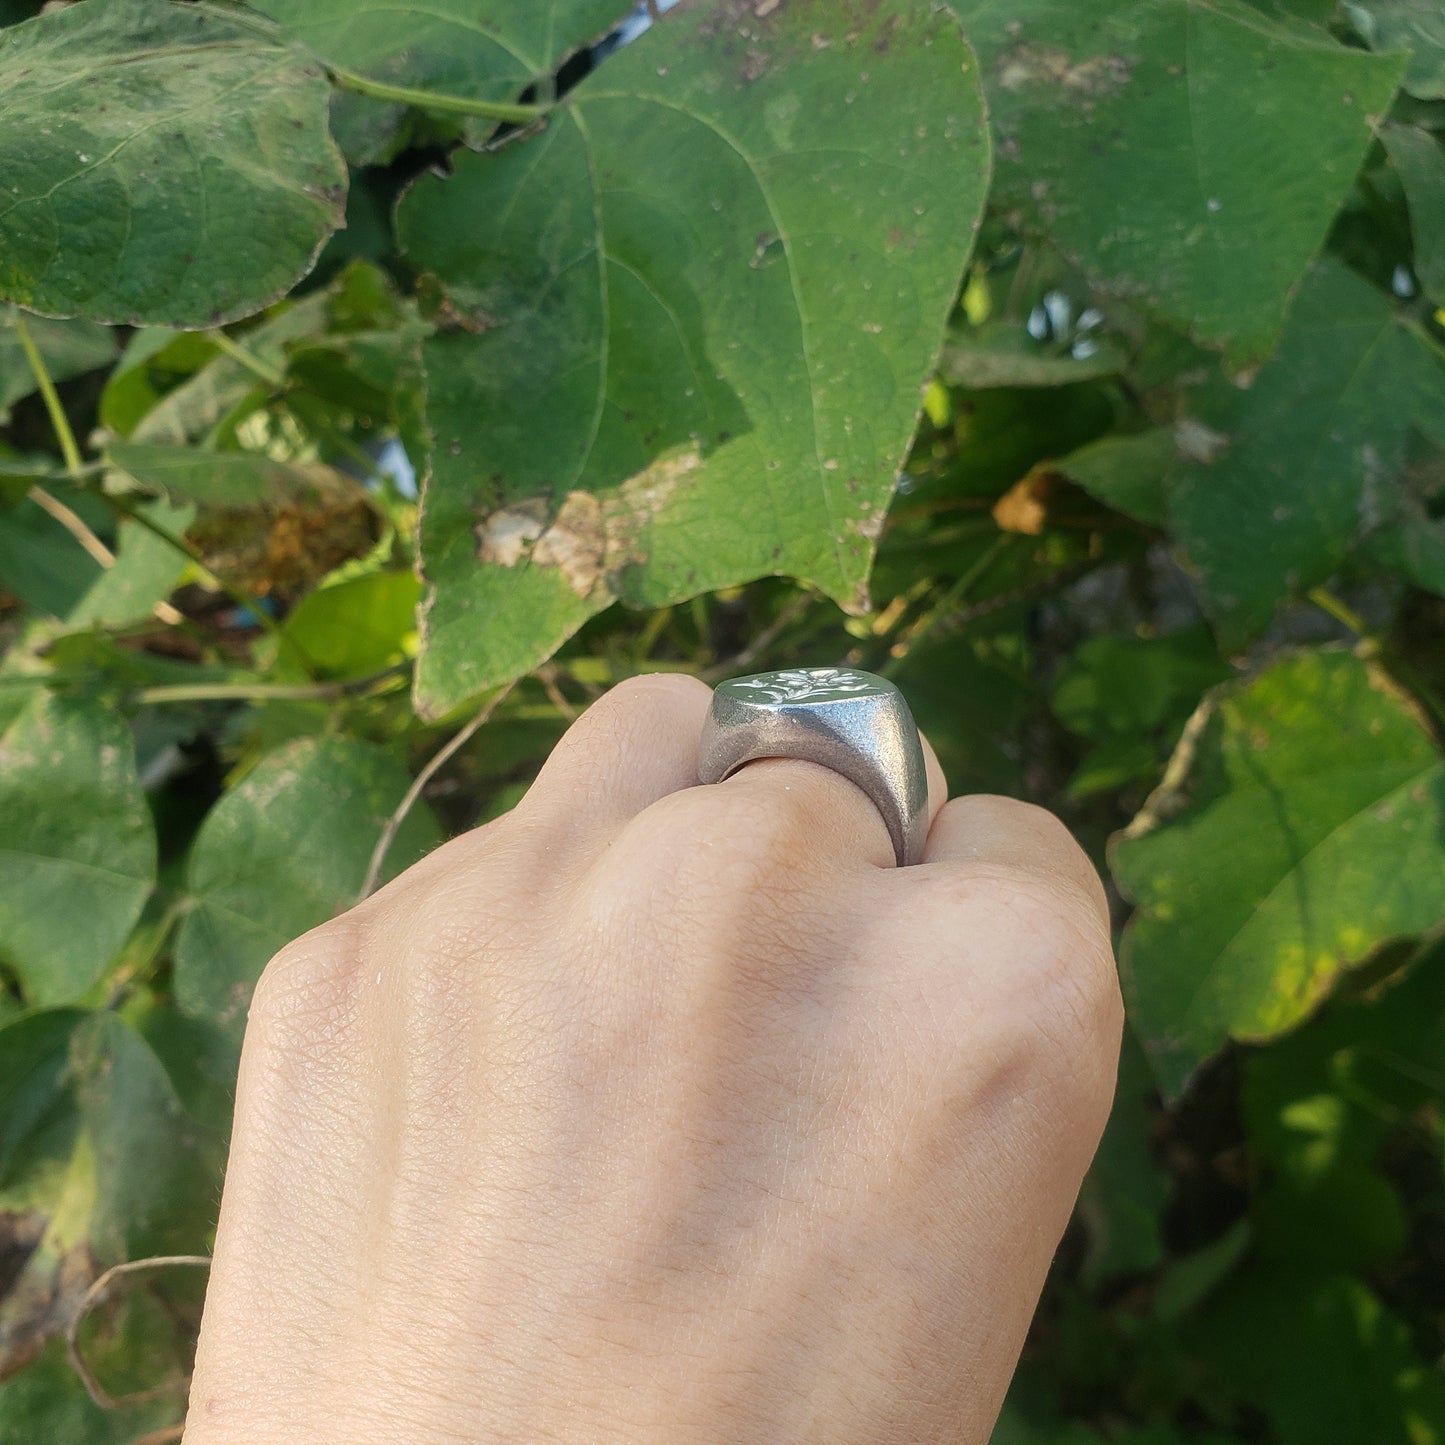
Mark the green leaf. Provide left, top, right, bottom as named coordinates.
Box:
left=0, top=1337, right=178, bottom=1445
left=1248, top=0, right=1340, bottom=22
left=71, top=1011, right=214, bottom=1258
left=0, top=0, right=346, bottom=326
left=399, top=0, right=990, bottom=714
left=98, top=327, right=220, bottom=439
left=64, top=499, right=194, bottom=632
left=1049, top=430, right=1174, bottom=529
left=1152, top=1218, right=1250, bottom=1319
left=106, top=439, right=341, bottom=509
left=1113, top=648, right=1445, bottom=1097
left=1167, top=261, right=1445, bottom=643
left=258, top=0, right=633, bottom=141
left=0, top=486, right=109, bottom=617
left=1052, top=628, right=1230, bottom=742
left=990, top=1406, right=1102, bottom=1445
left=174, top=737, right=441, bottom=1030
left=1238, top=938, right=1445, bottom=1270
left=0, top=1010, right=214, bottom=1386
left=954, top=0, right=1404, bottom=361
left=1064, top=736, right=1162, bottom=800
left=0, top=1008, right=87, bottom=1186
left=1347, top=0, right=1445, bottom=98
left=0, top=696, right=155, bottom=1006
left=280, top=570, right=421, bottom=677
left=1186, top=1269, right=1445, bottom=1444
left=0, top=453, right=56, bottom=509
left=1076, top=1028, right=1171, bottom=1285
left=125, top=992, right=241, bottom=1145
left=885, top=635, right=1030, bottom=798
left=125, top=295, right=330, bottom=446
left=0, top=308, right=115, bottom=424
left=1382, top=122, right=1445, bottom=303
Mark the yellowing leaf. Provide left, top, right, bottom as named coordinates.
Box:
left=1113, top=649, right=1445, bottom=1098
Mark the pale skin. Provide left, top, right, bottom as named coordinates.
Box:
left=183, top=673, right=1123, bottom=1444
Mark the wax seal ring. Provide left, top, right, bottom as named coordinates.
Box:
left=697, top=666, right=928, bottom=867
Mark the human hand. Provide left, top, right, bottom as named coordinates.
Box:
left=182, top=674, right=1121, bottom=1444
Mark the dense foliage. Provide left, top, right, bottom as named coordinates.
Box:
left=0, top=0, right=1443, bottom=1439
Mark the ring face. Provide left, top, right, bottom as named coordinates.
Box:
left=726, top=666, right=887, bottom=705
left=698, top=666, right=928, bottom=867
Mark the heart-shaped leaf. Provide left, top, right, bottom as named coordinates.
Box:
left=399, top=0, right=990, bottom=714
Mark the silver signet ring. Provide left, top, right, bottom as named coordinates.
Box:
left=696, top=667, right=929, bottom=868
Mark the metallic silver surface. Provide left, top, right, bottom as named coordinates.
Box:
left=697, top=667, right=928, bottom=867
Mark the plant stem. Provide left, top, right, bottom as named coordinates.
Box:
left=328, top=65, right=549, bottom=124
left=135, top=664, right=409, bottom=706
left=209, top=329, right=285, bottom=388
left=27, top=484, right=115, bottom=567
left=701, top=589, right=817, bottom=683
left=1308, top=587, right=1445, bottom=736
left=535, top=661, right=580, bottom=722
left=13, top=313, right=84, bottom=476
left=359, top=679, right=519, bottom=902
left=12, top=312, right=118, bottom=568
left=882, top=533, right=1015, bottom=676
left=67, top=1255, right=211, bottom=1412
left=1307, top=586, right=1373, bottom=641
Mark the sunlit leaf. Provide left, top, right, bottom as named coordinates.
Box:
left=1113, top=648, right=1445, bottom=1097
left=281, top=571, right=421, bottom=677
left=1049, top=430, right=1174, bottom=529
left=400, top=0, right=990, bottom=714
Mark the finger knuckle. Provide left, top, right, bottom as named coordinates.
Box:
left=575, top=673, right=709, bottom=757
left=608, top=670, right=712, bottom=710
left=249, top=916, right=367, bottom=1038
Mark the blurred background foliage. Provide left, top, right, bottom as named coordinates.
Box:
left=0, top=0, right=1443, bottom=1439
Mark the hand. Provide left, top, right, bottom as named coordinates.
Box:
left=182, top=674, right=1121, bottom=1444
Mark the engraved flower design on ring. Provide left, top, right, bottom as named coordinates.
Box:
left=728, top=667, right=880, bottom=704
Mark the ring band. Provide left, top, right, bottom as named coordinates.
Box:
left=696, top=667, right=929, bottom=867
